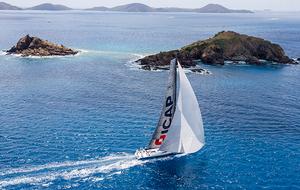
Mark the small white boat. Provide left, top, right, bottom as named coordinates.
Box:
left=135, top=58, right=205, bottom=160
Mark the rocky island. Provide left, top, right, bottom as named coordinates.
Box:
left=6, top=35, right=78, bottom=57
left=137, top=31, right=296, bottom=71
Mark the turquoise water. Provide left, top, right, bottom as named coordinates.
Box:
left=0, top=11, right=299, bottom=189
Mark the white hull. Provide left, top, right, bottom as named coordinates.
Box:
left=135, top=148, right=176, bottom=160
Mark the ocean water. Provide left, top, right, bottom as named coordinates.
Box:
left=0, top=11, right=299, bottom=189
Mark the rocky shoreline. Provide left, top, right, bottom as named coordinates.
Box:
left=137, top=31, right=297, bottom=71
left=6, top=35, right=78, bottom=57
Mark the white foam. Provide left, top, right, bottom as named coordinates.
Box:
left=0, top=153, right=132, bottom=176
left=125, top=53, right=149, bottom=71
left=0, top=153, right=149, bottom=188
left=125, top=54, right=212, bottom=75
left=79, top=49, right=144, bottom=58
left=89, top=177, right=104, bottom=182
left=3, top=52, right=80, bottom=59
left=292, top=58, right=300, bottom=64
left=1, top=48, right=139, bottom=59
left=192, top=68, right=212, bottom=75
left=0, top=50, right=7, bottom=56
left=268, top=18, right=279, bottom=21
left=0, top=151, right=185, bottom=188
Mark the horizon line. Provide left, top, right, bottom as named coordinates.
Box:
left=1, top=1, right=300, bottom=12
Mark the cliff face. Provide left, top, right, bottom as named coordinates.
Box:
left=137, top=31, right=295, bottom=70
left=7, top=35, right=78, bottom=57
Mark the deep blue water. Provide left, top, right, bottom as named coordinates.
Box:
left=0, top=11, right=299, bottom=189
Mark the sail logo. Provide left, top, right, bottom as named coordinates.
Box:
left=155, top=96, right=173, bottom=145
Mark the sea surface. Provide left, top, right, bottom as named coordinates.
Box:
left=0, top=11, right=299, bottom=189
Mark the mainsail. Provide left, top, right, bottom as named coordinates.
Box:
left=159, top=60, right=205, bottom=154
left=148, top=59, right=177, bottom=149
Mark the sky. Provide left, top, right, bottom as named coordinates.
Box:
left=3, top=0, right=300, bottom=11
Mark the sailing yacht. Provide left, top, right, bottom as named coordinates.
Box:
left=135, top=58, right=205, bottom=160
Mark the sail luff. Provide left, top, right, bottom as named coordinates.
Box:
left=177, top=62, right=205, bottom=151
left=148, top=59, right=177, bottom=149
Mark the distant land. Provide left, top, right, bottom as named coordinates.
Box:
left=195, top=4, right=252, bottom=13
left=86, top=6, right=110, bottom=11
left=0, top=2, right=21, bottom=10
left=26, top=3, right=72, bottom=11
left=0, top=2, right=253, bottom=13
left=87, top=3, right=253, bottom=13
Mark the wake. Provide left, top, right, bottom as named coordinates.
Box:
left=0, top=49, right=145, bottom=61
left=0, top=153, right=146, bottom=188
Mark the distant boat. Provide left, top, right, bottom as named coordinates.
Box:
left=135, top=58, right=205, bottom=160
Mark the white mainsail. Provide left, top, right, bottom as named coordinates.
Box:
left=159, top=60, right=205, bottom=154
left=148, top=59, right=177, bottom=149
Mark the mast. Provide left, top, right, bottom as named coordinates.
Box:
left=148, top=59, right=177, bottom=149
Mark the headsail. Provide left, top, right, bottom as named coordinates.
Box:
left=148, top=59, right=177, bottom=149
left=159, top=60, right=205, bottom=154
